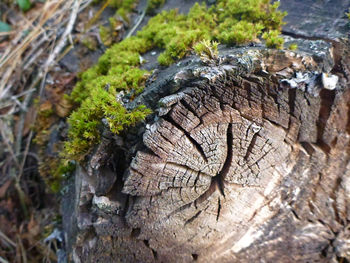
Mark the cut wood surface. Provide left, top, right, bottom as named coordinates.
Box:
left=62, top=1, right=350, bottom=262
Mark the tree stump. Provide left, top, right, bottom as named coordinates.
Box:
left=62, top=1, right=350, bottom=262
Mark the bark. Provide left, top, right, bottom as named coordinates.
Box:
left=61, top=1, right=350, bottom=262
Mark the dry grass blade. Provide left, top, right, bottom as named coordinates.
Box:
left=0, top=229, right=17, bottom=248
left=0, top=0, right=72, bottom=97
left=17, top=234, right=27, bottom=263
left=0, top=256, right=9, bottom=263
left=0, top=1, right=59, bottom=67
left=84, top=0, right=111, bottom=32
left=42, top=0, right=81, bottom=81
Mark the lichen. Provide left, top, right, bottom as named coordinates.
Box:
left=64, top=0, right=287, bottom=161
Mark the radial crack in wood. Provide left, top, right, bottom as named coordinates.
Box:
left=65, top=36, right=350, bottom=262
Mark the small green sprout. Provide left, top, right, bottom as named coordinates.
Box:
left=288, top=43, right=298, bottom=51
left=262, top=30, right=284, bottom=49
left=194, top=40, right=219, bottom=64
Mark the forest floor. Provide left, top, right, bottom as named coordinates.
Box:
left=0, top=0, right=140, bottom=261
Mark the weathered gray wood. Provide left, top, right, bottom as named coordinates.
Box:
left=63, top=37, right=350, bottom=262
left=61, top=1, right=350, bottom=262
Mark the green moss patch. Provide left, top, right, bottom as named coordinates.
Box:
left=262, top=29, right=284, bottom=49
left=93, top=0, right=138, bottom=21
left=288, top=43, right=298, bottom=51
left=64, top=0, right=287, bottom=161
left=194, top=39, right=219, bottom=64
left=146, top=0, right=166, bottom=15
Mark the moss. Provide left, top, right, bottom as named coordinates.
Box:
left=215, top=0, right=286, bottom=45
left=39, top=107, right=54, bottom=118
left=99, top=25, right=113, bottom=46
left=262, top=30, right=284, bottom=49
left=93, top=0, right=137, bottom=14
left=194, top=39, right=219, bottom=63
left=81, top=35, right=98, bottom=50
left=288, top=43, right=298, bottom=51
left=91, top=0, right=138, bottom=24
left=64, top=86, right=151, bottom=160
left=217, top=20, right=264, bottom=45
left=54, top=161, right=76, bottom=178
left=64, top=0, right=287, bottom=161
left=34, top=101, right=65, bottom=193
left=146, top=0, right=165, bottom=15
left=113, top=0, right=138, bottom=21
left=42, top=159, right=76, bottom=193
left=144, top=4, right=216, bottom=65
left=98, top=17, right=124, bottom=46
